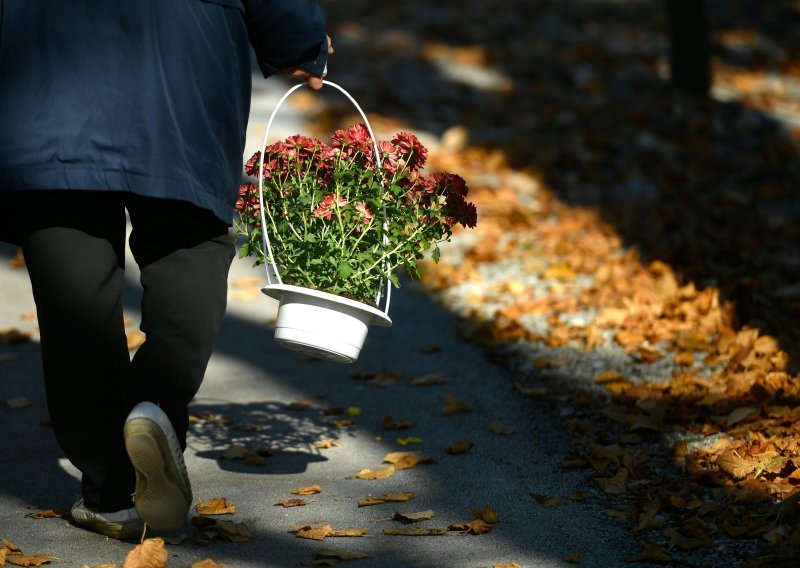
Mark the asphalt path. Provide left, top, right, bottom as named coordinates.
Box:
left=0, top=78, right=645, bottom=568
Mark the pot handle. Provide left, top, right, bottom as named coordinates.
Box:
left=258, top=80, right=392, bottom=316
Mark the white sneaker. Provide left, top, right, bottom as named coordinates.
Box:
left=70, top=499, right=144, bottom=540
left=124, top=402, right=192, bottom=531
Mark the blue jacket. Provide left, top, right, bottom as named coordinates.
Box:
left=0, top=0, right=327, bottom=223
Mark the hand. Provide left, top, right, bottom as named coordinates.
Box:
left=281, top=35, right=334, bottom=91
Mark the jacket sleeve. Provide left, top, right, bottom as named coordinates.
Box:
left=242, top=0, right=328, bottom=78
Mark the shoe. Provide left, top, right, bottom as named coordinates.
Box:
left=70, top=499, right=144, bottom=540
left=124, top=402, right=192, bottom=531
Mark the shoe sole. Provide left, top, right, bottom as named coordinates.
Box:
left=70, top=508, right=144, bottom=540
left=124, top=416, right=192, bottom=531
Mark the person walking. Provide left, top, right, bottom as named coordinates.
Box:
left=0, top=0, right=331, bottom=539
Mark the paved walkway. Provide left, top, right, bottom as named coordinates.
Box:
left=0, top=78, right=644, bottom=568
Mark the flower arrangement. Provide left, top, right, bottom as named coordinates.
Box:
left=235, top=123, right=477, bottom=306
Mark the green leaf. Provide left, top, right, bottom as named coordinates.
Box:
left=431, top=246, right=441, bottom=263
left=338, top=261, right=355, bottom=280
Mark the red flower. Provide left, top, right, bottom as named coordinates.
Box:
left=392, top=132, right=428, bottom=172
left=312, top=193, right=348, bottom=220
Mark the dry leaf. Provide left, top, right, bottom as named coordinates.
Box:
left=192, top=515, right=217, bottom=528
left=392, top=510, right=434, bottom=524
left=313, top=440, right=342, bottom=449
left=594, top=468, right=628, bottom=494
left=442, top=394, right=472, bottom=415
left=382, top=452, right=435, bottom=469
left=7, top=556, right=55, bottom=567
left=219, top=445, right=247, bottom=460
left=383, top=528, right=448, bottom=536
left=715, top=450, right=758, bottom=480
left=275, top=499, right=307, bottom=508
left=356, top=466, right=395, bottom=480
left=493, top=564, right=523, bottom=568
left=396, top=436, right=423, bottom=446
left=382, top=492, right=414, bottom=502
left=448, top=519, right=494, bottom=535
left=472, top=506, right=500, bottom=523
left=26, top=509, right=61, bottom=519
left=287, top=400, right=311, bottom=411
left=382, top=415, right=413, bottom=430
left=569, top=491, right=588, bottom=502
left=196, top=498, right=236, bottom=515
left=215, top=520, right=253, bottom=543
left=357, top=497, right=385, bottom=507
left=6, top=398, right=31, bottom=409
left=329, top=528, right=367, bottom=537
left=446, top=440, right=474, bottom=454
left=489, top=421, right=515, bottom=435
left=0, top=328, right=31, bottom=344
left=565, top=550, right=581, bottom=563
left=407, top=373, right=448, bottom=386
left=123, top=538, right=167, bottom=568
left=291, top=484, right=322, bottom=495
left=529, top=493, right=562, bottom=507
left=295, top=524, right=334, bottom=541
left=725, top=406, right=757, bottom=427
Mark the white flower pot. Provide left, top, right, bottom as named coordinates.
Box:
left=261, top=284, right=392, bottom=364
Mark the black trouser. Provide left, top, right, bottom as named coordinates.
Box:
left=3, top=191, right=234, bottom=512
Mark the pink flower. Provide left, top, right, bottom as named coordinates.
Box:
left=392, top=132, right=428, bottom=171
left=355, top=202, right=374, bottom=224
left=312, top=193, right=348, bottom=220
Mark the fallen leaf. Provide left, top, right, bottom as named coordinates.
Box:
left=195, top=498, right=236, bottom=515
left=725, top=406, right=757, bottom=427
left=219, top=445, right=247, bottom=460
left=382, top=452, right=435, bottom=469
left=448, top=519, right=494, bottom=535
left=275, top=499, right=307, bottom=508
left=493, top=564, right=523, bottom=568
left=347, top=406, right=362, bottom=417
left=26, top=509, right=61, bottom=519
left=215, top=520, right=253, bottom=543
left=356, top=466, right=396, bottom=480
left=418, top=344, right=442, bottom=354
left=407, top=373, right=448, bottom=386
left=472, top=506, right=500, bottom=523
left=358, top=497, right=385, bottom=507
left=489, top=421, right=515, bottom=435
left=446, top=440, right=474, bottom=454
left=715, top=450, right=758, bottom=480
left=6, top=397, right=31, bottom=409
left=191, top=515, right=217, bottom=528
left=7, top=556, right=55, bottom=567
left=396, top=436, right=423, bottom=446
left=0, top=328, right=31, bottom=344
left=382, top=492, right=414, bottom=502
left=594, top=468, right=628, bottom=494
left=293, top=524, right=334, bottom=541
left=382, top=415, right=413, bottom=430
left=313, top=440, right=342, bottom=449
left=569, top=491, right=588, bottom=502
left=442, top=394, right=472, bottom=415
left=291, top=484, right=322, bottom=495
left=383, top=528, right=448, bottom=536
left=529, top=493, right=562, bottom=507
left=287, top=400, right=311, bottom=411
left=565, top=550, right=581, bottom=563
left=123, top=538, right=168, bottom=568
left=329, top=528, right=367, bottom=537
left=392, top=510, right=434, bottom=524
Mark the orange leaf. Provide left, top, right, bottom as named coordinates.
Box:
left=356, top=466, right=396, bottom=480
left=382, top=452, right=435, bottom=470
left=594, top=468, right=628, bottom=495
left=472, top=506, right=500, bottom=523
left=358, top=497, right=385, bottom=507
left=294, top=524, right=334, bottom=541
left=446, top=440, right=474, bottom=454
left=195, top=498, right=236, bottom=515
left=448, top=519, right=493, bottom=535
left=123, top=538, right=168, bottom=568
left=275, top=499, right=306, bottom=508
left=382, top=492, right=413, bottom=502
left=442, top=394, right=472, bottom=415
left=191, top=560, right=227, bottom=568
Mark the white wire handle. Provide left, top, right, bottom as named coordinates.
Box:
left=257, top=80, right=392, bottom=315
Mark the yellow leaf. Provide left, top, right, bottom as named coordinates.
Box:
left=472, top=506, right=500, bottom=523
left=357, top=497, right=385, bottom=507
left=442, top=394, right=472, bottom=415
left=195, top=497, right=236, bottom=515
left=446, top=440, right=474, bottom=454
left=291, top=484, right=322, bottom=495
left=382, top=492, right=413, bottom=502
left=396, top=436, right=423, bottom=446
left=529, top=493, right=562, bottom=507
left=725, top=406, right=757, bottom=427
left=123, top=538, right=168, bottom=568
left=313, top=440, right=342, bottom=449
left=294, top=524, right=334, bottom=541
left=382, top=452, right=435, bottom=470
left=329, top=528, right=367, bottom=538
left=347, top=406, right=362, bottom=417
left=356, top=466, right=396, bottom=480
